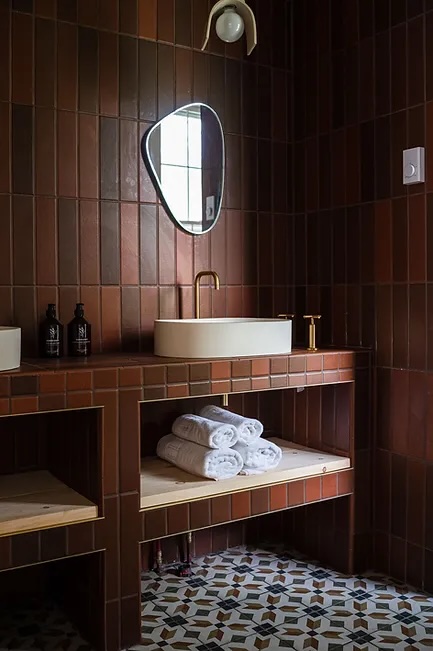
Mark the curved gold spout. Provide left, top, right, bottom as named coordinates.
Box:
left=194, top=271, right=220, bottom=318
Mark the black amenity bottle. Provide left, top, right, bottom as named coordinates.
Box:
left=68, top=303, right=92, bottom=357
left=40, top=304, right=64, bottom=358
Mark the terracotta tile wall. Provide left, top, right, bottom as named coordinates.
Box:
left=292, top=0, right=433, bottom=590
left=0, top=0, right=293, bottom=356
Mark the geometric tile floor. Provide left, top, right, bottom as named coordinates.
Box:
left=0, top=598, right=93, bottom=650
left=131, top=546, right=433, bottom=651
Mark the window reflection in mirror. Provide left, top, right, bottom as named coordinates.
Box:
left=142, top=103, right=225, bottom=236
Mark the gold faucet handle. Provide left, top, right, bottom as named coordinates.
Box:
left=303, top=315, right=321, bottom=351
left=277, top=313, right=295, bottom=320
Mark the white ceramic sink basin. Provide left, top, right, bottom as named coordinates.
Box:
left=154, top=318, right=292, bottom=359
left=0, top=327, right=21, bottom=371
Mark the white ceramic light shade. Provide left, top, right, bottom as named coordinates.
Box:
left=216, top=7, right=245, bottom=43
left=201, top=0, right=257, bottom=55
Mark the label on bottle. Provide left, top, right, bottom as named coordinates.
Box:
left=46, top=325, right=60, bottom=356
left=73, top=324, right=89, bottom=354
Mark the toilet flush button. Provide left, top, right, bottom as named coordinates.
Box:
left=403, top=147, right=425, bottom=184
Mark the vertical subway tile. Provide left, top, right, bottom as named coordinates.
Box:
left=120, top=119, right=138, bottom=202
left=176, top=229, right=193, bottom=286
left=157, top=43, right=174, bottom=119
left=14, top=286, right=37, bottom=355
left=35, top=107, right=55, bottom=196
left=35, top=0, right=56, bottom=17
left=99, top=0, right=118, bottom=31
left=175, top=0, right=191, bottom=46
left=374, top=200, right=392, bottom=283
left=101, top=286, right=121, bottom=350
left=77, top=0, right=98, bottom=26
left=139, top=39, right=157, bottom=122
left=121, top=286, right=140, bottom=351
left=175, top=47, right=192, bottom=108
left=57, top=110, right=77, bottom=197
left=12, top=12, right=33, bottom=105
left=375, top=31, right=390, bottom=117
left=138, top=0, right=157, bottom=39
left=120, top=0, right=138, bottom=35
left=57, top=22, right=77, bottom=111
left=13, top=195, right=34, bottom=286
left=139, top=122, right=157, bottom=204
left=0, top=5, right=10, bottom=102
left=140, top=204, right=157, bottom=285
left=409, top=194, right=426, bottom=283
left=409, top=284, right=427, bottom=371
left=391, top=24, right=407, bottom=112
left=393, top=285, right=409, bottom=369
left=100, top=201, right=120, bottom=285
left=57, top=0, right=77, bottom=22
left=119, top=35, right=138, bottom=119
left=158, top=208, right=175, bottom=285
left=99, top=32, right=119, bottom=116
left=140, top=286, right=158, bottom=349
left=0, top=196, right=12, bottom=286
left=408, top=16, right=425, bottom=107
left=12, top=104, right=33, bottom=195
left=79, top=113, right=99, bottom=199
left=36, top=197, right=57, bottom=285
left=120, top=203, right=139, bottom=285
left=0, top=102, right=10, bottom=194
left=35, top=17, right=55, bottom=107
left=100, top=116, right=119, bottom=200
left=193, top=50, right=209, bottom=104
left=80, top=201, right=99, bottom=285
left=78, top=26, right=99, bottom=114
left=58, top=198, right=78, bottom=285
left=158, top=0, right=175, bottom=43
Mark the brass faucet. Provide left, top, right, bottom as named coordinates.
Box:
left=194, top=271, right=220, bottom=318
left=303, top=315, right=322, bottom=351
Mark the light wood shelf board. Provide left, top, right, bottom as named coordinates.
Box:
left=140, top=438, right=351, bottom=510
left=0, top=470, right=98, bottom=537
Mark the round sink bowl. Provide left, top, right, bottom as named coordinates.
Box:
left=0, top=327, right=21, bottom=371
left=154, top=318, right=292, bottom=359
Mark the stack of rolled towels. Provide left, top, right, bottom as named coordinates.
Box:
left=156, top=405, right=282, bottom=481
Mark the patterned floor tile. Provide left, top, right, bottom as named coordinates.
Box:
left=276, top=612, right=351, bottom=649
left=181, top=608, right=256, bottom=646
left=135, top=546, right=433, bottom=651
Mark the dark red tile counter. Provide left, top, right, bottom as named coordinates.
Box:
left=0, top=348, right=371, bottom=650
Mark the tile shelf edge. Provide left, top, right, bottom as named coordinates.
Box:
left=9, top=348, right=361, bottom=376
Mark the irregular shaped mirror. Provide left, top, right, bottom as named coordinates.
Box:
left=142, top=103, right=225, bottom=235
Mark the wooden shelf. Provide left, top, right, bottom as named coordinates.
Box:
left=0, top=470, right=98, bottom=536
left=140, top=438, right=351, bottom=510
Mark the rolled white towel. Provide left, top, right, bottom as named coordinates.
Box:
left=234, top=439, right=282, bottom=475
left=157, top=434, right=243, bottom=480
left=200, top=405, right=263, bottom=444
left=172, top=414, right=239, bottom=449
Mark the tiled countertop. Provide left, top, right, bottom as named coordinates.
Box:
left=0, top=348, right=369, bottom=416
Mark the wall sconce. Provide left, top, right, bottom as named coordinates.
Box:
left=202, top=0, right=257, bottom=56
